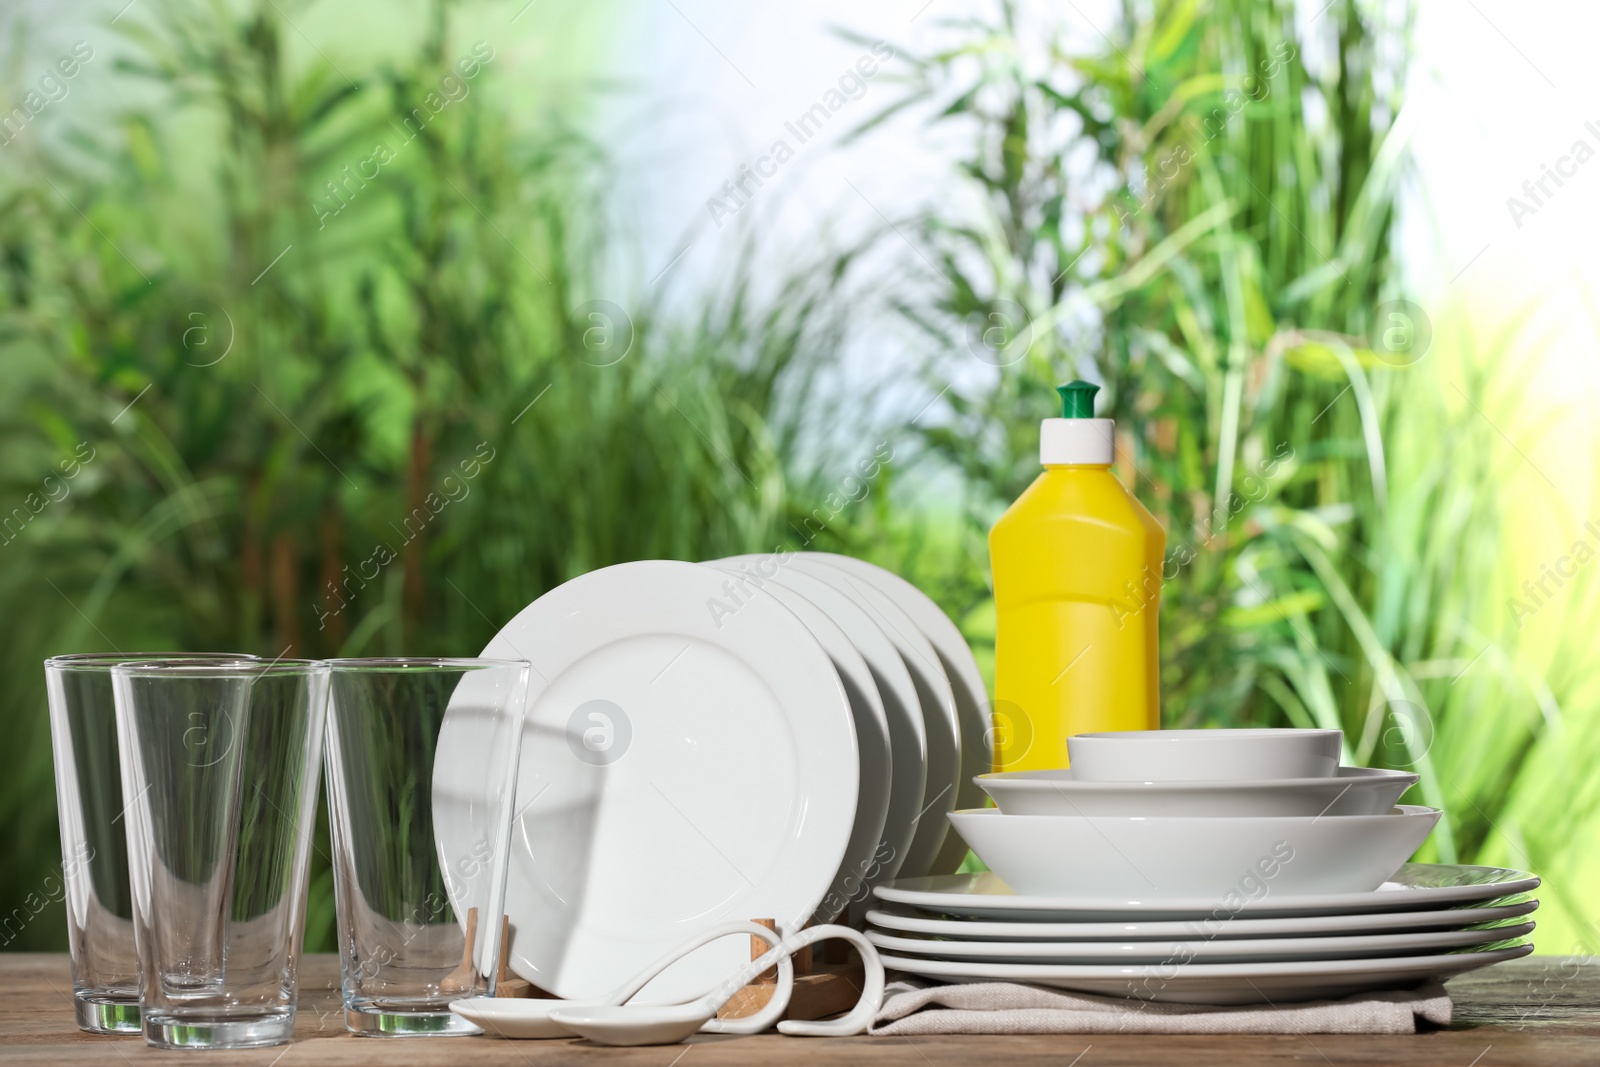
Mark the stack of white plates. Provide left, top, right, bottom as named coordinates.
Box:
left=866, top=729, right=1539, bottom=1004
left=431, top=553, right=987, bottom=1004
left=866, top=865, right=1539, bottom=1004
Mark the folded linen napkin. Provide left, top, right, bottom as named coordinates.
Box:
left=870, top=979, right=1452, bottom=1035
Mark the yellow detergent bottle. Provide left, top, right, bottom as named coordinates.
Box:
left=989, top=381, right=1166, bottom=771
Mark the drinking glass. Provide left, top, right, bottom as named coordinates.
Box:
left=322, top=658, right=529, bottom=1035
left=44, top=651, right=256, bottom=1035
left=112, top=657, right=330, bottom=1049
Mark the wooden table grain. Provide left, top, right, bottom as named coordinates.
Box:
left=2, top=954, right=1596, bottom=1066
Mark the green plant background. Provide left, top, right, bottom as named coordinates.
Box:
left=3, top=0, right=1597, bottom=957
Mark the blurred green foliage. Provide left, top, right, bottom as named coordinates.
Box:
left=3, top=0, right=1597, bottom=958
left=0, top=0, right=874, bottom=950
left=854, top=0, right=1600, bottom=941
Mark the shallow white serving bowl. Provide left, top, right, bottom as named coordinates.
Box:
left=949, top=804, right=1440, bottom=899
left=1066, top=728, right=1342, bottom=782
left=976, top=765, right=1418, bottom=818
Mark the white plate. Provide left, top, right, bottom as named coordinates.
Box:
left=785, top=555, right=960, bottom=878
left=877, top=944, right=1535, bottom=1004
left=802, top=552, right=990, bottom=871
left=435, top=560, right=857, bottom=1003
left=704, top=557, right=890, bottom=922
left=976, top=766, right=1419, bottom=818
left=865, top=921, right=1535, bottom=964
left=863, top=898, right=1541, bottom=940
left=950, top=804, right=1440, bottom=898
left=714, top=556, right=923, bottom=890
left=876, top=865, right=1543, bottom=921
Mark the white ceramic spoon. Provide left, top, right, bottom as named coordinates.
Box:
left=550, top=924, right=885, bottom=1046
left=449, top=920, right=794, bottom=1039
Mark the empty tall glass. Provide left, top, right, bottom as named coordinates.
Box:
left=44, top=652, right=256, bottom=1034
left=112, top=658, right=330, bottom=1049
left=322, top=658, right=529, bottom=1035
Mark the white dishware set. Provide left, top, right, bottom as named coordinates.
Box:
left=51, top=555, right=1543, bottom=1047
left=866, top=728, right=1540, bottom=1004
left=434, top=552, right=990, bottom=1041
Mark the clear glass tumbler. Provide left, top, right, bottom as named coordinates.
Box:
left=44, top=651, right=256, bottom=1035
left=323, top=658, right=529, bottom=1036
left=112, top=657, right=330, bottom=1049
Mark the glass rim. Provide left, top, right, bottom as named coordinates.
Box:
left=109, top=656, right=327, bottom=678
left=325, top=656, right=530, bottom=672
left=45, top=651, right=261, bottom=672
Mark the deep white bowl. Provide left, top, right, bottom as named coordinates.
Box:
left=976, top=766, right=1418, bottom=818
left=1066, top=728, right=1343, bottom=782
left=950, top=804, right=1440, bottom=899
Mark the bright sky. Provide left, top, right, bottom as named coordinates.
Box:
left=1401, top=0, right=1600, bottom=534
left=589, top=0, right=986, bottom=428
left=592, top=0, right=965, bottom=288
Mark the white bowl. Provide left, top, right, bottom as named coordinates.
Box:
left=1066, top=728, right=1343, bottom=782
left=950, top=805, right=1440, bottom=899
left=976, top=766, right=1418, bottom=818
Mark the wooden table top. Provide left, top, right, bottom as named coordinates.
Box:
left=3, top=954, right=1596, bottom=1066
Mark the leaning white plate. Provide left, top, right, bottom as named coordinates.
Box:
left=876, top=943, right=1535, bottom=1005
left=785, top=555, right=960, bottom=879
left=713, top=556, right=923, bottom=891
left=865, top=920, right=1534, bottom=964
left=434, top=560, right=858, bottom=1003
left=705, top=556, right=891, bottom=923
left=801, top=552, right=991, bottom=872
left=863, top=897, right=1540, bottom=941
left=876, top=865, right=1542, bottom=921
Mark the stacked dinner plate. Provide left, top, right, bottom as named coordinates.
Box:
left=867, top=729, right=1539, bottom=1005
left=431, top=553, right=987, bottom=1005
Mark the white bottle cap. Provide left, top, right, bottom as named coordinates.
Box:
left=1041, top=418, right=1115, bottom=465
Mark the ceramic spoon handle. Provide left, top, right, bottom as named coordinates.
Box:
left=774, top=927, right=883, bottom=1038
left=596, top=920, right=788, bottom=1002
left=697, top=924, right=884, bottom=1038
left=598, top=919, right=794, bottom=1036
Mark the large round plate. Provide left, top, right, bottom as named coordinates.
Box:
left=713, top=556, right=922, bottom=893
left=865, top=921, right=1535, bottom=964
left=864, top=897, right=1540, bottom=940
left=435, top=560, right=857, bottom=1002
left=705, top=557, right=889, bottom=923
left=876, top=865, right=1542, bottom=921
left=804, top=552, right=990, bottom=871
left=877, top=944, right=1535, bottom=1005
left=785, top=556, right=959, bottom=878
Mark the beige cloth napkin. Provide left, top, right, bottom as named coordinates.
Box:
left=870, top=978, right=1452, bottom=1035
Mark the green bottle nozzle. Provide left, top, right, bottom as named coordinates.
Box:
left=1056, top=380, right=1099, bottom=419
